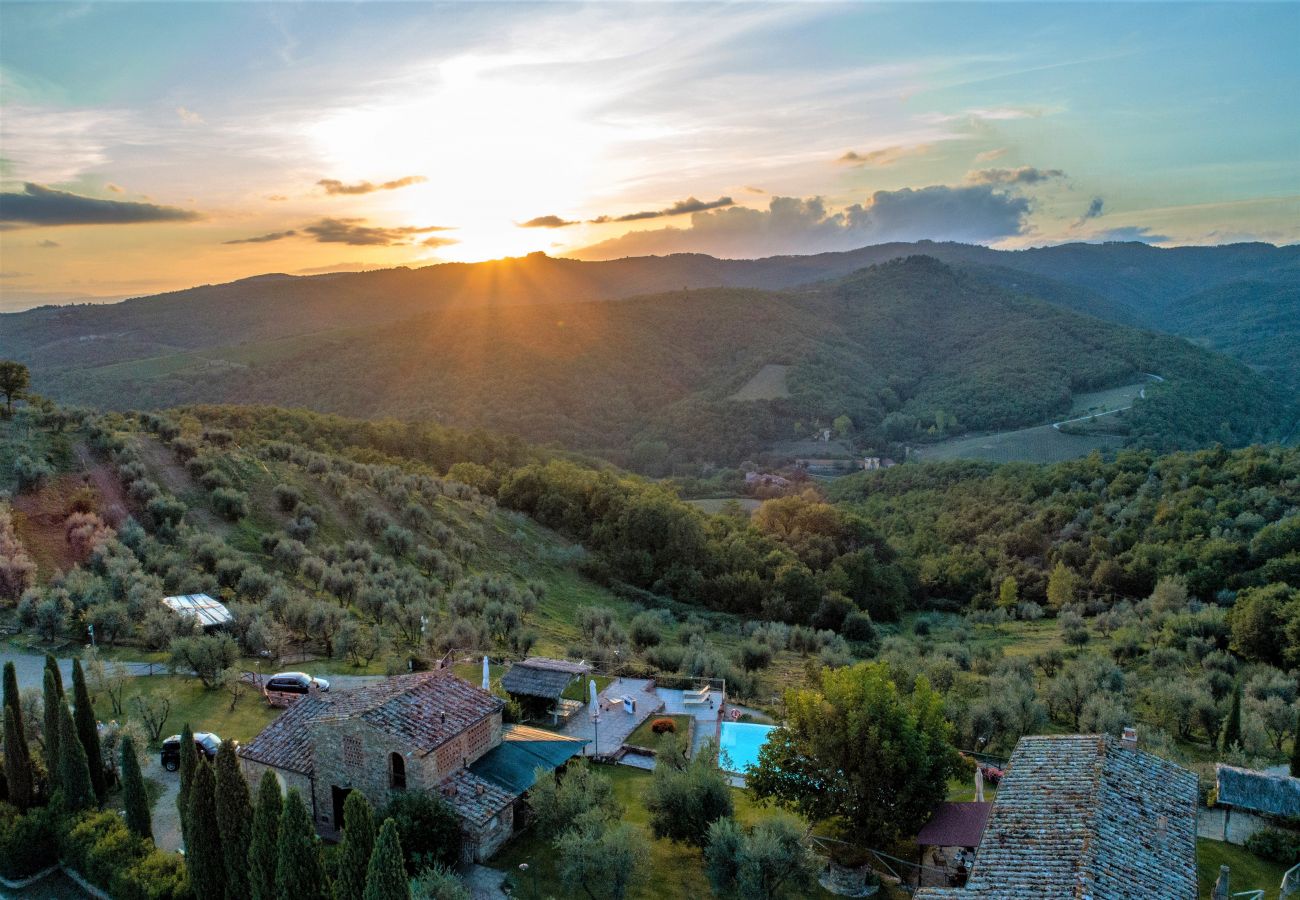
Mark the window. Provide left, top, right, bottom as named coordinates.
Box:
left=342, top=736, right=362, bottom=768
left=388, top=752, right=406, bottom=790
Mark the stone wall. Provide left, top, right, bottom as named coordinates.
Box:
left=240, top=758, right=314, bottom=815
left=464, top=804, right=515, bottom=863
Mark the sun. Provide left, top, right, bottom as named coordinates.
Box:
left=307, top=54, right=613, bottom=261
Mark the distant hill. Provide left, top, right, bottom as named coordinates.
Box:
left=4, top=255, right=1287, bottom=467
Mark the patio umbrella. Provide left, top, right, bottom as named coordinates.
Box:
left=588, top=679, right=600, bottom=756
left=975, top=766, right=985, bottom=803
left=481, top=655, right=490, bottom=691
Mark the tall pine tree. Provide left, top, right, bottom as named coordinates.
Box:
left=363, top=818, right=408, bottom=900
left=177, top=723, right=197, bottom=847
left=215, top=739, right=252, bottom=900
left=249, top=770, right=283, bottom=900
left=42, top=662, right=63, bottom=779
left=276, top=788, right=330, bottom=900
left=2, top=662, right=23, bottom=743
left=1223, top=681, right=1243, bottom=751
left=3, top=705, right=34, bottom=810
left=1290, top=704, right=1300, bottom=778
left=71, top=658, right=106, bottom=800
left=187, top=761, right=225, bottom=898
left=121, top=734, right=152, bottom=841
left=57, top=699, right=95, bottom=811
left=334, top=791, right=377, bottom=900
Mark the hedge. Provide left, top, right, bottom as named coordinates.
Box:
left=61, top=808, right=192, bottom=899
left=0, top=801, right=59, bottom=879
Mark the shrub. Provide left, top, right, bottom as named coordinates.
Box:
left=379, top=790, right=462, bottom=874
left=210, top=488, right=248, bottom=521
left=273, top=484, right=302, bottom=512
left=1245, top=827, right=1300, bottom=865
left=650, top=718, right=677, bottom=735
left=14, top=455, right=52, bottom=493
left=0, top=802, right=59, bottom=879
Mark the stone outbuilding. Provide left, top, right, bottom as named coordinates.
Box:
left=238, top=670, right=584, bottom=862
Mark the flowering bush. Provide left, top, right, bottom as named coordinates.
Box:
left=650, top=718, right=676, bottom=735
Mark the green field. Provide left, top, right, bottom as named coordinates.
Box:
left=1196, top=839, right=1291, bottom=899
left=729, top=363, right=792, bottom=401
left=626, top=714, right=694, bottom=750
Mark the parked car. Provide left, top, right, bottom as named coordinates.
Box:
left=161, top=731, right=221, bottom=771
left=263, top=671, right=329, bottom=707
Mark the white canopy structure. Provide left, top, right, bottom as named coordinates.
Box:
left=160, top=593, right=232, bottom=629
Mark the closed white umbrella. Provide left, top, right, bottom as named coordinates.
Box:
left=589, top=679, right=600, bottom=756
left=482, top=656, right=490, bottom=691
left=975, top=766, right=985, bottom=803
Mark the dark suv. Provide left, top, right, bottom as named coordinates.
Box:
left=263, top=672, right=329, bottom=707
left=160, top=731, right=221, bottom=771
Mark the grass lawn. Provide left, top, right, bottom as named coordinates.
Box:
left=1196, top=839, right=1290, bottom=899
left=626, top=714, right=693, bottom=751
left=561, top=673, right=612, bottom=701
left=490, top=765, right=842, bottom=899
left=94, top=674, right=280, bottom=747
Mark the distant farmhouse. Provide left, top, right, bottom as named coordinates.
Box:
left=917, top=733, right=1199, bottom=899
left=160, top=593, right=231, bottom=631
left=238, top=670, right=586, bottom=861
left=1214, top=765, right=1300, bottom=843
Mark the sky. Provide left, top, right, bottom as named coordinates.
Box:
left=1, top=1, right=1297, bottom=308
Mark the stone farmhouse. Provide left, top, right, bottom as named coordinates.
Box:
left=237, top=670, right=585, bottom=862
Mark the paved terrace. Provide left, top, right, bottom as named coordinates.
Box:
left=558, top=677, right=662, bottom=756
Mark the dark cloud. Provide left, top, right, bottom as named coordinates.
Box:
left=223, top=229, right=298, bottom=245
left=37, top=239, right=60, bottom=248
left=518, top=215, right=578, bottom=228
left=317, top=175, right=427, bottom=196
left=1087, top=225, right=1169, bottom=244
left=1075, top=197, right=1104, bottom=226
left=838, top=145, right=929, bottom=168
left=590, top=195, right=734, bottom=223
left=421, top=235, right=459, bottom=249
left=965, top=166, right=1065, bottom=185
left=569, top=186, right=1031, bottom=260
left=301, top=217, right=453, bottom=246
left=0, top=183, right=201, bottom=227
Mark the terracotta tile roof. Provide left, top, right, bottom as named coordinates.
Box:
left=238, top=671, right=503, bottom=775
left=917, top=734, right=1198, bottom=900
left=437, top=768, right=517, bottom=826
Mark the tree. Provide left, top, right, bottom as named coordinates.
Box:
left=748, top=662, right=960, bottom=851
left=249, top=770, right=283, bottom=900
left=705, top=818, right=816, bottom=900
left=529, top=759, right=620, bottom=836
left=170, top=634, right=240, bottom=688
left=276, top=788, right=330, bottom=900
left=364, top=818, right=408, bottom=900
left=997, top=576, right=1019, bottom=610
left=645, top=736, right=734, bottom=847
left=1223, top=682, right=1243, bottom=751
left=555, top=815, right=648, bottom=900
left=177, top=723, right=198, bottom=846
left=3, top=705, right=34, bottom=810
left=1228, top=583, right=1298, bottom=668
left=131, top=693, right=172, bottom=745
left=410, top=864, right=470, bottom=900
left=41, top=657, right=63, bottom=778
left=57, top=698, right=95, bottom=811
left=121, top=734, right=152, bottom=841
left=380, top=790, right=462, bottom=875
left=216, top=739, right=253, bottom=899
left=334, top=791, right=377, bottom=900
left=0, top=361, right=29, bottom=417
left=2, top=662, right=22, bottom=743
left=1290, top=704, right=1300, bottom=778
left=187, top=761, right=225, bottom=899
left=1046, top=562, right=1078, bottom=613
left=71, top=659, right=106, bottom=800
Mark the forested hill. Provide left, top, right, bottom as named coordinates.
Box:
left=4, top=257, right=1287, bottom=468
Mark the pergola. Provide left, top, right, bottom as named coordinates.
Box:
left=915, top=802, right=992, bottom=889
left=500, top=657, right=591, bottom=722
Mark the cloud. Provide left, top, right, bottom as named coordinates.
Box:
left=590, top=195, right=734, bottom=223
left=965, top=166, right=1065, bottom=186
left=37, top=239, right=60, bottom=248
left=518, top=215, right=578, bottom=228
left=570, top=186, right=1031, bottom=260
left=0, top=271, right=31, bottom=279
left=837, top=144, right=929, bottom=168
left=974, top=147, right=1009, bottom=163
left=743, top=186, right=766, bottom=194
left=317, top=175, right=427, bottom=196
left=1074, top=197, right=1104, bottom=227
left=301, top=217, right=453, bottom=246
left=421, top=235, right=459, bottom=248
left=266, top=194, right=289, bottom=202
left=223, top=229, right=298, bottom=245
left=1086, top=225, right=1169, bottom=244
left=105, top=183, right=125, bottom=194
left=176, top=106, right=204, bottom=124
left=0, top=183, right=201, bottom=227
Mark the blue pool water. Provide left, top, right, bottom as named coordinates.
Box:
left=718, top=722, right=776, bottom=774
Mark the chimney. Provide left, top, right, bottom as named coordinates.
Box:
left=476, top=783, right=485, bottom=796
left=1121, top=726, right=1138, bottom=750
left=440, top=712, right=446, bottom=724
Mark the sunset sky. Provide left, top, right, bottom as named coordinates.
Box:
left=1, top=1, right=1297, bottom=307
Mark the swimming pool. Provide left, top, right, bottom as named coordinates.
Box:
left=718, top=722, right=776, bottom=774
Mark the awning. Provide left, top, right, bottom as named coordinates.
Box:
left=916, top=802, right=992, bottom=848
left=469, top=724, right=588, bottom=794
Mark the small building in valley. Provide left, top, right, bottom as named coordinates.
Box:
left=160, top=593, right=231, bottom=631
left=916, top=733, right=1199, bottom=899
left=237, top=670, right=585, bottom=862
left=1214, top=765, right=1300, bottom=843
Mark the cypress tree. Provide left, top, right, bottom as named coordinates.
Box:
left=121, top=734, right=152, bottom=841
left=3, top=705, right=34, bottom=810
left=249, top=770, right=283, bottom=900
left=71, top=658, right=106, bottom=800
left=42, top=665, right=62, bottom=779
left=187, top=761, right=225, bottom=898
left=57, top=699, right=95, bottom=811
left=276, top=788, right=329, bottom=900
left=334, top=791, right=377, bottom=900
left=1290, top=704, right=1300, bottom=778
left=363, top=818, right=408, bottom=900
left=215, top=739, right=252, bottom=900
left=1223, top=681, right=1243, bottom=751
left=2, top=662, right=23, bottom=744
left=177, top=723, right=197, bottom=846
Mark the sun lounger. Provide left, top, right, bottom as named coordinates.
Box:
left=683, top=686, right=711, bottom=705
